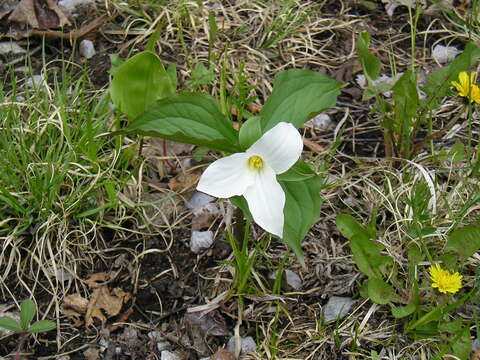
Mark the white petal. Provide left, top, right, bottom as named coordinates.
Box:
left=197, top=153, right=254, bottom=198
left=244, top=165, right=285, bottom=237
left=247, top=122, right=303, bottom=174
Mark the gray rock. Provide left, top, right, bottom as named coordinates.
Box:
left=24, top=75, right=46, bottom=89
left=226, top=335, right=256, bottom=354
left=190, top=230, right=214, bottom=254
left=432, top=44, right=460, bottom=64
left=270, top=269, right=302, bottom=291
left=323, top=296, right=356, bottom=324
left=59, top=0, right=93, bottom=14
left=0, top=42, right=26, bottom=55
left=79, top=40, right=96, bottom=59
left=473, top=338, right=480, bottom=351
left=306, top=114, right=333, bottom=130
left=187, top=191, right=217, bottom=215
left=161, top=350, right=180, bottom=360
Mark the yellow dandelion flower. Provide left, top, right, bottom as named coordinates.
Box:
left=429, top=263, right=462, bottom=294
left=451, top=71, right=480, bottom=104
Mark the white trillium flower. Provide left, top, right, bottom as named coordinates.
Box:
left=197, top=122, right=303, bottom=238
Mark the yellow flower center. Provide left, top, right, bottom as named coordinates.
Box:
left=248, top=155, right=264, bottom=170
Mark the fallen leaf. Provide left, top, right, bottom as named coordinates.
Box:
left=0, top=0, right=19, bottom=21
left=210, top=348, right=235, bottom=360
left=85, top=286, right=125, bottom=327
left=168, top=172, right=201, bottom=193
left=62, top=294, right=89, bottom=314
left=9, top=0, right=38, bottom=28
left=83, top=347, right=100, bottom=360
left=85, top=272, right=111, bottom=289
left=107, top=307, right=134, bottom=332
left=8, top=0, right=70, bottom=28
left=192, top=211, right=215, bottom=231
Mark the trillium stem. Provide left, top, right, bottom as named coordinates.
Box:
left=233, top=207, right=246, bottom=250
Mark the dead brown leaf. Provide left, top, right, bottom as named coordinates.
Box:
left=168, top=172, right=201, bottom=193
left=192, top=210, right=214, bottom=231
left=83, top=347, right=100, bottom=360
left=85, top=286, right=126, bottom=327
left=8, top=0, right=70, bottom=29
left=85, top=272, right=112, bottom=289
left=107, top=307, right=134, bottom=332
left=62, top=294, right=89, bottom=315
left=9, top=0, right=38, bottom=27
left=0, top=0, right=19, bottom=21
left=471, top=350, right=480, bottom=360
left=210, top=348, right=235, bottom=360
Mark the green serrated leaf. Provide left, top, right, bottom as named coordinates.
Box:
left=391, top=302, right=416, bottom=318
left=452, top=326, right=471, bottom=360
left=367, top=278, right=396, bottom=305
left=335, top=214, right=371, bottom=241
left=0, top=317, right=22, bottom=332
left=28, top=320, right=56, bottom=333
left=445, top=224, right=480, bottom=259
left=438, top=318, right=463, bottom=334
left=392, top=70, right=419, bottom=136
left=280, top=174, right=322, bottom=266
left=349, top=233, right=390, bottom=279
left=260, top=69, right=342, bottom=131
left=239, top=116, right=262, bottom=150
left=356, top=32, right=381, bottom=81
left=126, top=93, right=239, bottom=153
left=20, top=299, right=36, bottom=330
left=110, top=51, right=175, bottom=119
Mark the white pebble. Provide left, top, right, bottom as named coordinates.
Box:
left=79, top=40, right=96, bottom=59
left=190, top=230, right=214, bottom=254
left=432, top=44, right=460, bottom=64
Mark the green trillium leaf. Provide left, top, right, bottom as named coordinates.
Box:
left=110, top=51, right=176, bottom=119
left=260, top=69, right=342, bottom=131
left=126, top=93, right=240, bottom=153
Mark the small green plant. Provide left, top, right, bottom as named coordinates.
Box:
left=356, top=31, right=480, bottom=160
left=336, top=212, right=480, bottom=359
left=0, top=299, right=56, bottom=359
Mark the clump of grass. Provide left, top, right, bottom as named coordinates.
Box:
left=0, top=63, right=137, bottom=306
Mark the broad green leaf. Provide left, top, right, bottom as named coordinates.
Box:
left=438, top=318, right=463, bottom=334
left=452, top=326, right=471, bottom=360
left=167, top=63, right=177, bottom=92
left=280, top=174, right=322, bottom=265
left=445, top=224, right=480, bottom=259
left=190, top=63, right=216, bottom=88
left=336, top=214, right=371, bottom=241
left=0, top=317, right=22, bottom=332
left=20, top=299, right=36, bottom=330
left=392, top=70, right=419, bottom=134
left=367, top=278, right=396, bottom=305
left=423, top=42, right=480, bottom=109
left=356, top=32, right=381, bottom=81
left=28, top=320, right=56, bottom=333
left=260, top=69, right=342, bottom=131
left=110, top=51, right=175, bottom=119
left=349, top=233, right=390, bottom=279
left=391, top=302, right=416, bottom=319
left=277, top=160, right=316, bottom=182
left=127, top=93, right=239, bottom=153
left=239, top=116, right=262, bottom=150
